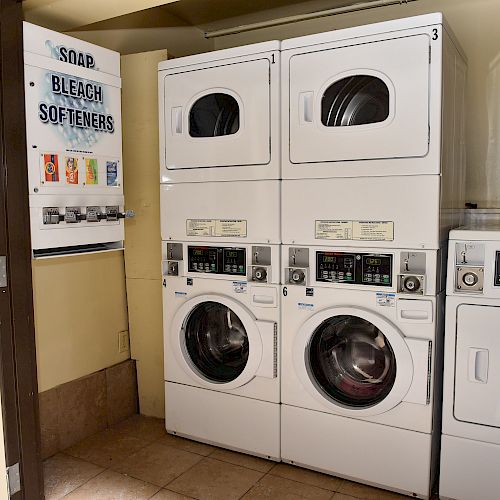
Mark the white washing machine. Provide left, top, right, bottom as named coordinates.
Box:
left=281, top=244, right=443, bottom=498
left=162, top=240, right=280, bottom=459
left=158, top=41, right=280, bottom=183
left=281, top=12, right=466, bottom=179
left=440, top=226, right=500, bottom=500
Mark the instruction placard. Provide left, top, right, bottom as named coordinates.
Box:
left=316, top=220, right=394, bottom=242
left=187, top=219, right=247, bottom=238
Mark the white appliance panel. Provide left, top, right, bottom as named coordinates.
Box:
left=163, top=58, right=270, bottom=170
left=160, top=181, right=280, bottom=244
left=454, top=304, right=500, bottom=428
left=166, top=383, right=280, bottom=460
left=289, top=34, right=430, bottom=165
left=282, top=177, right=441, bottom=249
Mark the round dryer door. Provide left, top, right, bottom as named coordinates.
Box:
left=293, top=307, right=414, bottom=417
left=189, top=93, right=240, bottom=137
left=172, top=295, right=264, bottom=390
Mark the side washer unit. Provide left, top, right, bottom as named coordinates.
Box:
left=162, top=241, right=280, bottom=459
left=440, top=226, right=500, bottom=500
left=281, top=13, right=467, bottom=250
left=281, top=244, right=444, bottom=498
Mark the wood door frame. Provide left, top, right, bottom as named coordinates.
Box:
left=0, top=0, right=43, bottom=497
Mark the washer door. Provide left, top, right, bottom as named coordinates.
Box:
left=171, top=294, right=264, bottom=390
left=293, top=307, right=413, bottom=417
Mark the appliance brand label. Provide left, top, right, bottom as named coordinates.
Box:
left=186, top=219, right=247, bottom=238
left=315, top=220, right=394, bottom=241
left=233, top=281, right=247, bottom=293
left=298, top=302, right=314, bottom=310
left=376, top=292, right=396, bottom=307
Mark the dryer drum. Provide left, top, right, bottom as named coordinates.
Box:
left=184, top=301, right=249, bottom=383
left=189, top=93, right=240, bottom=137
left=321, top=75, right=389, bottom=127
left=308, top=315, right=396, bottom=408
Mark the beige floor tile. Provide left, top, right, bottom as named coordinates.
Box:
left=209, top=448, right=275, bottom=473
left=337, top=480, right=408, bottom=499
left=64, top=470, right=160, bottom=499
left=242, top=474, right=333, bottom=499
left=157, top=433, right=215, bottom=456
left=168, top=457, right=264, bottom=500
left=43, top=453, right=104, bottom=499
left=270, top=463, right=342, bottom=491
left=64, top=428, right=149, bottom=468
left=332, top=494, right=359, bottom=500
left=111, top=441, right=203, bottom=487
left=113, top=414, right=166, bottom=442
left=151, top=490, right=194, bottom=499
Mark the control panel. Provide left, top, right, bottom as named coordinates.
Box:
left=188, top=246, right=246, bottom=276
left=316, top=252, right=392, bottom=286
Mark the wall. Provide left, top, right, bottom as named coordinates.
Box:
left=121, top=49, right=168, bottom=418
left=32, top=252, right=129, bottom=393
left=214, top=0, right=500, bottom=207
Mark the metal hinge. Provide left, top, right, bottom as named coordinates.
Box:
left=7, top=463, right=21, bottom=496
left=429, top=45, right=431, bottom=64
left=273, top=323, right=278, bottom=378
left=426, top=341, right=433, bottom=405
left=0, top=256, right=6, bottom=288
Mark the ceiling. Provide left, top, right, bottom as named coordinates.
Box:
left=24, top=0, right=374, bottom=33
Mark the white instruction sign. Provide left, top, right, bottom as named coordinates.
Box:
left=233, top=281, right=247, bottom=294
left=376, top=292, right=396, bottom=307
left=315, top=220, right=352, bottom=240
left=316, top=220, right=394, bottom=242
left=187, top=219, right=247, bottom=238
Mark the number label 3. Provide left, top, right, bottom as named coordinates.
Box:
left=432, top=28, right=438, bottom=40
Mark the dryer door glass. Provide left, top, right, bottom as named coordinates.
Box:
left=184, top=301, right=249, bottom=383
left=321, top=76, right=389, bottom=127
left=308, top=315, right=396, bottom=408
left=189, top=93, right=240, bottom=137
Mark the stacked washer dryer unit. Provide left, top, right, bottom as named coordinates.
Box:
left=440, top=227, right=500, bottom=500
left=158, top=42, right=282, bottom=459
left=280, top=14, right=466, bottom=497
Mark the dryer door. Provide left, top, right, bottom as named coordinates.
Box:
left=171, top=294, right=274, bottom=390
left=289, top=34, right=430, bottom=168
left=162, top=58, right=271, bottom=170
left=454, top=304, right=500, bottom=428
left=293, top=307, right=416, bottom=417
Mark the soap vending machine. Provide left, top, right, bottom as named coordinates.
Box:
left=23, top=22, right=133, bottom=258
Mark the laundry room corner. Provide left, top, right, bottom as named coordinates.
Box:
left=121, top=48, right=169, bottom=418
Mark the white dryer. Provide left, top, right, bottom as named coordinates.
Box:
left=281, top=244, right=443, bottom=498
left=162, top=241, right=280, bottom=459
left=158, top=41, right=280, bottom=183
left=281, top=13, right=466, bottom=179
left=440, top=226, right=500, bottom=500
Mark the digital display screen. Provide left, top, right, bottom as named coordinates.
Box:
left=323, top=256, right=337, bottom=263
left=193, top=249, right=204, bottom=256
left=226, top=251, right=238, bottom=258
left=366, top=258, right=381, bottom=266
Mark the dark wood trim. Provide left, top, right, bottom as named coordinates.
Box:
left=0, top=0, right=43, bottom=497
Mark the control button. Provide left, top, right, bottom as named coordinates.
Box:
left=225, top=265, right=230, bottom=271
left=253, top=267, right=267, bottom=282
left=463, top=272, right=479, bottom=287
left=404, top=276, right=421, bottom=292
left=291, top=269, right=305, bottom=284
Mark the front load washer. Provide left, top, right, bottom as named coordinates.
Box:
left=158, top=41, right=280, bottom=183
left=281, top=244, right=443, bottom=498
left=281, top=13, right=466, bottom=180
left=162, top=241, right=280, bottom=459
left=440, top=226, right=500, bottom=500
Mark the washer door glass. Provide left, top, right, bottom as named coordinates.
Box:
left=189, top=93, right=240, bottom=137
left=184, top=301, right=249, bottom=383
left=321, top=75, right=389, bottom=127
left=308, top=315, right=396, bottom=408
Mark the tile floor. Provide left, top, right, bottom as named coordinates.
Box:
left=44, top=414, right=410, bottom=499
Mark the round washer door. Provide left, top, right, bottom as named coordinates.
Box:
left=293, top=306, right=413, bottom=417
left=171, top=294, right=263, bottom=390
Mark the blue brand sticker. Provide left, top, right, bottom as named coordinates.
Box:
left=298, top=302, right=314, bottom=310
left=174, top=291, right=187, bottom=296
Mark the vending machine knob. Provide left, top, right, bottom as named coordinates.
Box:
left=403, top=276, right=421, bottom=292
left=291, top=269, right=305, bottom=284
left=253, top=267, right=267, bottom=282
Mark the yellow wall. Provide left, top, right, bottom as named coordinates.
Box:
left=121, top=49, right=168, bottom=418
left=214, top=0, right=500, bottom=207
left=33, top=251, right=129, bottom=393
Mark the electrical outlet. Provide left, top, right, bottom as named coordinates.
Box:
left=118, top=330, right=129, bottom=354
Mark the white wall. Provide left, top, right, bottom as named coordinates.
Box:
left=214, top=0, right=500, bottom=207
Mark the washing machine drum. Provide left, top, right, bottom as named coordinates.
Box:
left=321, top=75, right=389, bottom=127
left=308, top=315, right=396, bottom=408
left=184, top=301, right=249, bottom=383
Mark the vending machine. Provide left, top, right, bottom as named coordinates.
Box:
left=23, top=23, right=133, bottom=257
